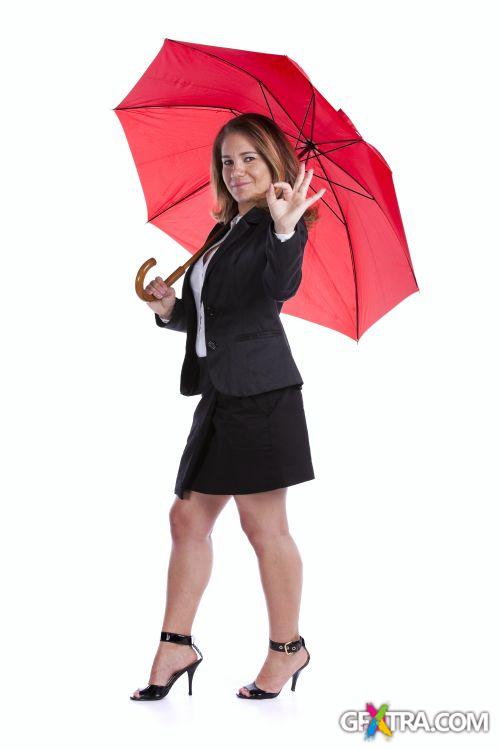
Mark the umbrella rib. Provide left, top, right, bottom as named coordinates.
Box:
left=306, top=168, right=374, bottom=201
left=314, top=150, right=360, bottom=340
left=259, top=82, right=275, bottom=121
left=313, top=137, right=363, bottom=145
left=293, top=85, right=375, bottom=201
left=319, top=139, right=363, bottom=155
left=115, top=103, right=243, bottom=112
left=254, top=84, right=310, bottom=147
left=314, top=147, right=375, bottom=198
left=115, top=101, right=310, bottom=148
left=305, top=225, right=356, bottom=329
left=147, top=181, right=210, bottom=224
left=312, top=86, right=317, bottom=143
left=138, top=141, right=216, bottom=167
left=169, top=40, right=313, bottom=144
left=294, top=93, right=314, bottom=150
left=315, top=146, right=418, bottom=289
left=302, top=179, right=344, bottom=224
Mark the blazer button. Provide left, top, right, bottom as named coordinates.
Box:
left=206, top=306, right=215, bottom=318
left=207, top=340, right=217, bottom=350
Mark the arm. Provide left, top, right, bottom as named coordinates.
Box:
left=154, top=297, right=187, bottom=333
left=262, top=217, right=308, bottom=301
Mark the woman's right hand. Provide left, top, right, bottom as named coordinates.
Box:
left=145, top=276, right=176, bottom=319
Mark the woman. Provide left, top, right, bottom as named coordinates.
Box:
left=131, top=113, right=326, bottom=702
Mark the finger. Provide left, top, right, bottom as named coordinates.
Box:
left=272, top=184, right=293, bottom=202
left=295, top=164, right=311, bottom=191
left=152, top=277, right=169, bottom=291
left=153, top=276, right=170, bottom=292
left=157, top=280, right=170, bottom=294
left=266, top=182, right=278, bottom=205
left=293, top=162, right=306, bottom=190
left=298, top=168, right=314, bottom=194
left=150, top=280, right=166, bottom=298
left=304, top=188, right=326, bottom=207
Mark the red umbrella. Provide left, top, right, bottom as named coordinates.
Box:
left=114, top=38, right=418, bottom=340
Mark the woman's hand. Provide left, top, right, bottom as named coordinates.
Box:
left=145, top=276, right=176, bottom=318
left=266, top=163, right=326, bottom=234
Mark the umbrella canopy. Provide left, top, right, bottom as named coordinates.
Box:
left=114, top=38, right=418, bottom=340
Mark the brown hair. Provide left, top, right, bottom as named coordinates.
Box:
left=209, top=113, right=320, bottom=229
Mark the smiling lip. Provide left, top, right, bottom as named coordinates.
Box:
left=232, top=182, right=251, bottom=187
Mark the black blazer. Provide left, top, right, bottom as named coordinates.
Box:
left=155, top=204, right=308, bottom=397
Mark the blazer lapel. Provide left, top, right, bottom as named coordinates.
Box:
left=201, top=220, right=250, bottom=287
left=182, top=221, right=229, bottom=332
left=202, top=205, right=270, bottom=288
left=184, top=221, right=227, bottom=293
left=182, top=206, right=270, bottom=325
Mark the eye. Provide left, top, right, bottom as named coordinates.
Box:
left=222, top=156, right=255, bottom=166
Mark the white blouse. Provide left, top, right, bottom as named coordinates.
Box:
left=160, top=214, right=295, bottom=357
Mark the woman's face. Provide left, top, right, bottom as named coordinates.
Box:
left=220, top=132, right=273, bottom=214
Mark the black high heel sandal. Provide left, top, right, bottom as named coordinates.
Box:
left=130, top=631, right=203, bottom=701
left=236, top=635, right=311, bottom=700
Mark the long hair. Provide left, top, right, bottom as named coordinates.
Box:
left=209, top=113, right=320, bottom=229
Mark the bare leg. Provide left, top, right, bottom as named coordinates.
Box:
left=132, top=490, right=232, bottom=698
left=234, top=487, right=309, bottom=696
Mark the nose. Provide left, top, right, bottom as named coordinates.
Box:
left=231, top=172, right=248, bottom=186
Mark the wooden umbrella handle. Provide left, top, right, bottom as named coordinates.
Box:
left=135, top=223, right=230, bottom=302
left=135, top=258, right=187, bottom=301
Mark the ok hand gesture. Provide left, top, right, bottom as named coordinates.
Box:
left=266, top=163, right=326, bottom=234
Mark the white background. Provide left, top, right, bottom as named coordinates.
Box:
left=2, top=0, right=499, bottom=747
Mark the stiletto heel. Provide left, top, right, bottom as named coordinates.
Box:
left=291, top=658, right=308, bottom=691
left=186, top=659, right=202, bottom=695
left=130, top=631, right=203, bottom=701
left=236, top=635, right=310, bottom=700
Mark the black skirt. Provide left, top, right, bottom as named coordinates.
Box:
left=174, top=356, right=315, bottom=499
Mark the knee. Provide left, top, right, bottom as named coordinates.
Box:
left=169, top=504, right=213, bottom=543
left=240, top=520, right=290, bottom=553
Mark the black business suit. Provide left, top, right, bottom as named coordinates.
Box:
left=154, top=204, right=308, bottom=397
left=154, top=204, right=315, bottom=498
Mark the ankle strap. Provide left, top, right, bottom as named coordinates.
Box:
left=269, top=635, right=305, bottom=655
left=160, top=631, right=194, bottom=645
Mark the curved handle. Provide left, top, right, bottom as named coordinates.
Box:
left=135, top=221, right=230, bottom=302
left=135, top=258, right=186, bottom=302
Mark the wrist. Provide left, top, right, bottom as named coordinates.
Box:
left=274, top=222, right=295, bottom=235
left=161, top=302, right=175, bottom=318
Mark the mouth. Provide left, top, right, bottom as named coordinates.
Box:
left=232, top=182, right=251, bottom=188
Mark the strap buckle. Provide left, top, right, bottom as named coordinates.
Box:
left=283, top=640, right=295, bottom=655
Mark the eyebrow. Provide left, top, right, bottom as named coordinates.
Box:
left=221, top=151, right=257, bottom=158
